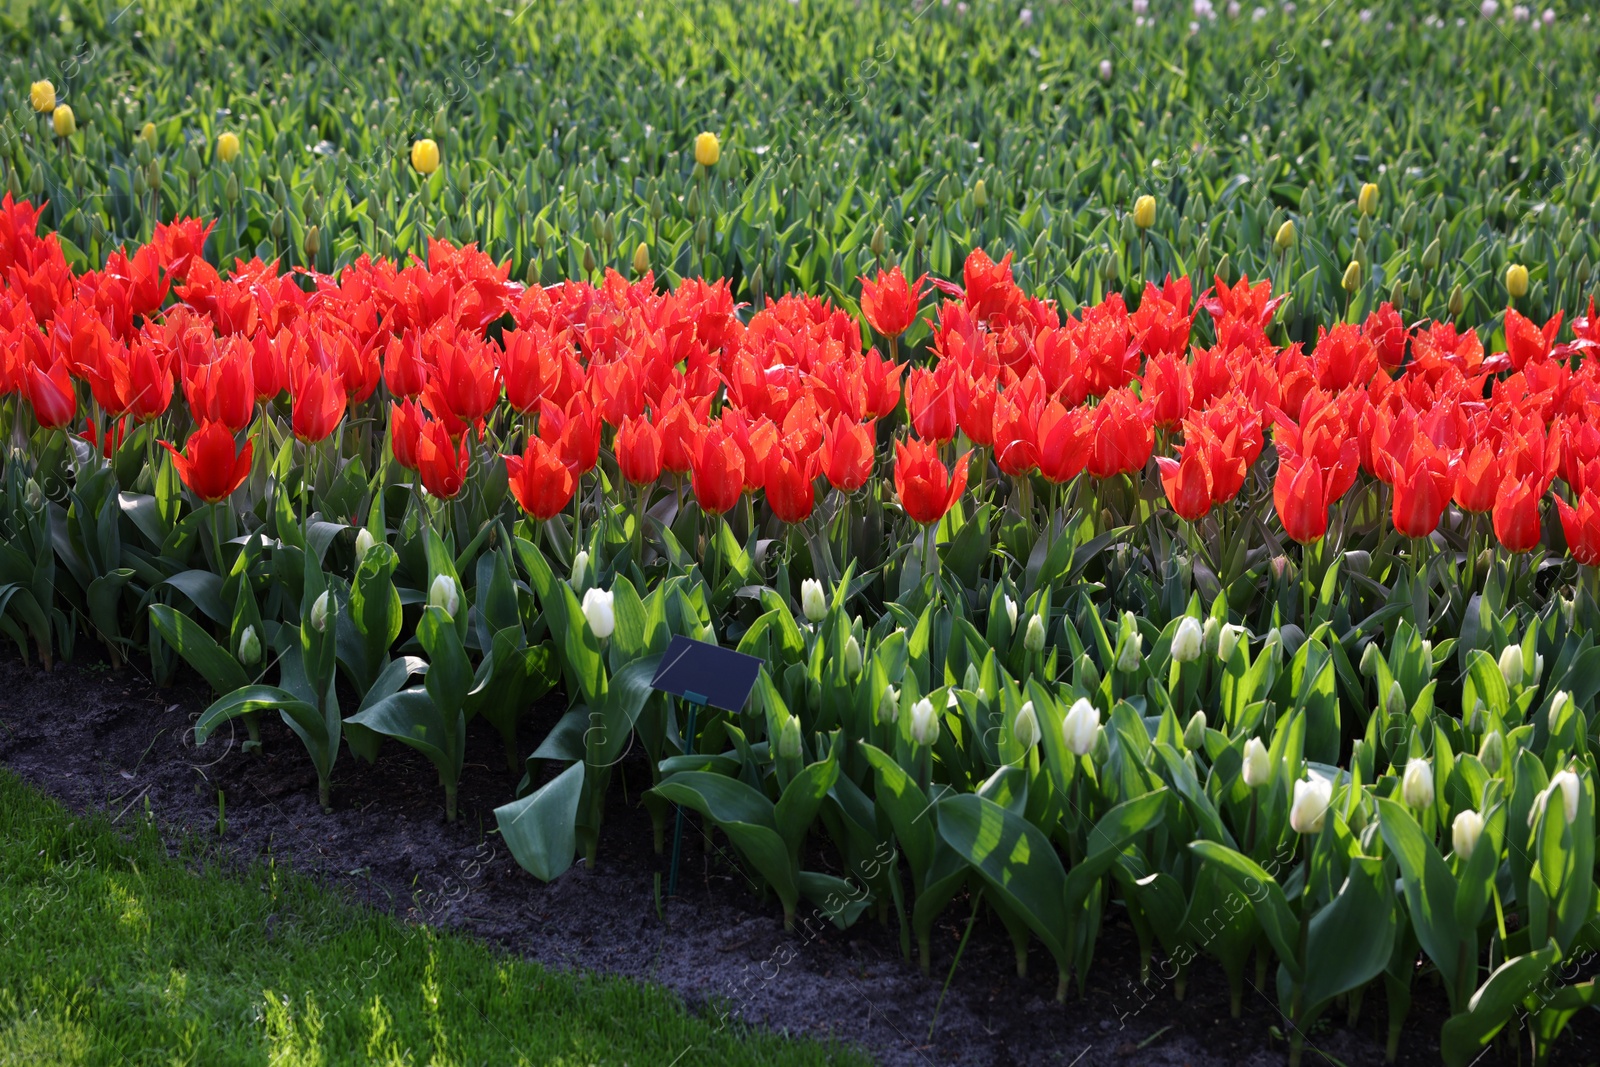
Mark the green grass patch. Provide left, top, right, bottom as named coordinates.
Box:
left=0, top=770, right=865, bottom=1067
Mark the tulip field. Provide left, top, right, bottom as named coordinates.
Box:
left=7, top=0, right=1600, bottom=1064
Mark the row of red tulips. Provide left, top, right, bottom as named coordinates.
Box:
left=3, top=192, right=1600, bottom=559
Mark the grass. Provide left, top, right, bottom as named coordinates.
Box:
left=0, top=769, right=866, bottom=1067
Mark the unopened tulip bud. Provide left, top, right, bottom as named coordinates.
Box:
left=303, top=225, right=320, bottom=259
left=428, top=575, right=459, bottom=619
left=570, top=550, right=590, bottom=588
left=1183, top=711, right=1207, bottom=750
left=1341, top=259, right=1362, bottom=293
left=1014, top=701, right=1041, bottom=749
left=777, top=716, right=802, bottom=760
left=1549, top=691, right=1571, bottom=729
left=1274, top=218, right=1295, bottom=251
left=410, top=137, right=440, bottom=175
left=1116, top=632, right=1143, bottom=673
left=1385, top=680, right=1407, bottom=719
left=1531, top=654, right=1544, bottom=687
left=879, top=685, right=900, bottom=725
left=1004, top=596, right=1018, bottom=634
left=910, top=697, right=939, bottom=746
left=30, top=79, right=55, bottom=113
left=1217, top=623, right=1244, bottom=663
left=23, top=478, right=43, bottom=511
left=1133, top=194, right=1156, bottom=230
left=237, top=625, right=262, bottom=666
left=52, top=104, right=75, bottom=138
left=1171, top=617, right=1203, bottom=663
left=1091, top=724, right=1110, bottom=763
left=355, top=528, right=377, bottom=558
left=632, top=242, right=650, bottom=276
left=1452, top=809, right=1484, bottom=861
left=1098, top=59, right=1113, bottom=82
left=582, top=587, right=615, bottom=639
left=844, top=634, right=863, bottom=677
left=311, top=590, right=331, bottom=632
left=1290, top=776, right=1333, bottom=834
left=1552, top=769, right=1581, bottom=824
left=1202, top=616, right=1219, bottom=657
left=1242, top=737, right=1271, bottom=787
left=1506, top=263, right=1529, bottom=299
left=1359, top=642, right=1382, bottom=678
left=694, top=131, right=720, bottom=167
left=139, top=120, right=156, bottom=144
left=1402, top=759, right=1435, bottom=810
left=800, top=578, right=827, bottom=623
left=1358, top=182, right=1379, bottom=216
left=1469, top=699, right=1486, bottom=733
left=1063, top=697, right=1099, bottom=756
left=1024, top=613, right=1046, bottom=652
left=1498, top=645, right=1524, bottom=688
left=216, top=131, right=240, bottom=164
left=1479, top=730, right=1504, bottom=774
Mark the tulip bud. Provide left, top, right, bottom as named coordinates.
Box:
left=1402, top=759, right=1435, bottom=810
left=1452, top=809, right=1484, bottom=861
left=1531, top=654, right=1544, bottom=687
left=1498, top=645, right=1524, bottom=688
left=1075, top=652, right=1101, bottom=693
left=1341, top=259, right=1362, bottom=293
left=1092, top=724, right=1111, bottom=764
left=1115, top=632, right=1143, bottom=673
left=355, top=528, right=377, bottom=558
left=1385, top=680, right=1407, bottom=719
left=411, top=138, right=441, bottom=175
left=1062, top=698, right=1099, bottom=756
left=1098, top=59, right=1113, bottom=83
left=237, top=625, right=262, bottom=666
left=1024, top=613, right=1046, bottom=652
left=582, top=587, right=616, bottom=639
left=1217, top=623, right=1244, bottom=663
left=311, top=590, right=331, bottom=632
left=1289, top=776, right=1333, bottom=834
left=1014, top=701, right=1041, bottom=749
left=1274, top=218, right=1295, bottom=251
left=1420, top=236, right=1442, bottom=271
left=632, top=242, right=650, bottom=277
left=1183, top=711, right=1207, bottom=751
left=777, top=716, right=802, bottom=760
left=879, top=685, right=900, bottom=725
left=1003, top=596, right=1018, bottom=634
left=1478, top=729, right=1504, bottom=774
left=570, top=550, right=590, bottom=588
left=843, top=634, right=863, bottom=677
left=23, top=478, right=43, bottom=511
left=1170, top=617, right=1203, bottom=663
left=1505, top=262, right=1529, bottom=299
left=973, top=177, right=988, bottom=209
left=30, top=79, right=55, bottom=113
left=217, top=131, right=241, bottom=164
left=694, top=131, right=721, bottom=167
left=1358, top=182, right=1379, bottom=216
left=52, top=104, right=75, bottom=138
left=910, top=698, right=939, bottom=747
left=1549, top=690, right=1571, bottom=730
left=1202, top=616, right=1219, bottom=657
left=1133, top=194, right=1156, bottom=230
left=1359, top=642, right=1382, bottom=679
left=1242, top=737, right=1271, bottom=787
left=800, top=579, right=827, bottom=623
left=1468, top=699, right=1486, bottom=733
left=429, top=575, right=459, bottom=620
left=1448, top=283, right=1465, bottom=318
left=1552, top=769, right=1581, bottom=824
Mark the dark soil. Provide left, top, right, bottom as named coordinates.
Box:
left=0, top=651, right=1592, bottom=1066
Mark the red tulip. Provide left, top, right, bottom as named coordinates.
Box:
left=391, top=399, right=425, bottom=471
left=906, top=365, right=958, bottom=443
left=1556, top=491, right=1600, bottom=566
left=1492, top=472, right=1545, bottom=553
left=1131, top=275, right=1194, bottom=359
left=504, top=439, right=575, bottom=521
left=818, top=414, right=876, bottom=492
left=416, top=420, right=470, bottom=500
left=433, top=336, right=500, bottom=424
left=1363, top=302, right=1408, bottom=372
left=160, top=421, right=253, bottom=503
left=1503, top=309, right=1563, bottom=371
left=616, top=416, right=663, bottom=486
left=82, top=415, right=131, bottom=459
left=691, top=424, right=746, bottom=516
left=894, top=437, right=970, bottom=525
left=382, top=333, right=427, bottom=399
left=1384, top=440, right=1456, bottom=539
left=991, top=390, right=1039, bottom=478
left=183, top=344, right=255, bottom=432
left=1453, top=438, right=1502, bottom=515
left=1156, top=447, right=1214, bottom=521
left=22, top=359, right=76, bottom=429
left=656, top=396, right=707, bottom=475
left=764, top=442, right=818, bottom=524
left=539, top=395, right=602, bottom=476
left=954, top=369, right=997, bottom=447
left=591, top=358, right=645, bottom=427
left=1036, top=400, right=1091, bottom=484
left=859, top=266, right=928, bottom=338
left=290, top=363, right=347, bottom=443
left=125, top=337, right=174, bottom=421
left=1273, top=448, right=1337, bottom=544
left=1142, top=353, right=1192, bottom=429
left=1086, top=388, right=1153, bottom=480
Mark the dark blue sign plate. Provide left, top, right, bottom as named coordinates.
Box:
left=649, top=635, right=763, bottom=712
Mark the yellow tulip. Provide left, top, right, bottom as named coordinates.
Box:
left=1341, top=259, right=1362, bottom=293
left=1133, top=194, right=1156, bottom=230
left=52, top=104, right=75, bottom=138
left=29, top=80, right=55, bottom=113
left=1506, top=262, right=1529, bottom=299
left=632, top=242, right=650, bottom=276
left=410, top=137, right=440, bottom=175
left=1274, top=219, right=1295, bottom=251
left=216, top=131, right=241, bottom=164
left=1358, top=182, right=1379, bottom=217
left=139, top=121, right=157, bottom=143
left=694, top=131, right=720, bottom=168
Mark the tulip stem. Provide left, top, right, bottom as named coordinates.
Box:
left=634, top=481, right=648, bottom=561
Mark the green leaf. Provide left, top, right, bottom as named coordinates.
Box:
left=496, top=761, right=585, bottom=881
left=149, top=605, right=249, bottom=695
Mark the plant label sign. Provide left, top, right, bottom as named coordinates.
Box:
left=649, top=635, right=762, bottom=712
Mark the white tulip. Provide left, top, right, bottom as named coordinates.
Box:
left=1289, top=776, right=1333, bottom=834
left=1024, top=613, right=1047, bottom=652
left=428, top=574, right=460, bottom=619
left=1552, top=770, right=1581, bottom=825
left=1549, top=691, right=1571, bottom=730
left=1532, top=654, right=1545, bottom=687
left=1478, top=730, right=1504, bottom=774
left=910, top=698, right=939, bottom=747
left=1452, top=809, right=1484, bottom=861
left=355, top=527, right=377, bottom=558
left=1499, top=645, right=1524, bottom=688
left=1183, top=711, right=1207, bottom=750
left=878, top=685, right=900, bottom=724
left=570, top=549, right=590, bottom=588
left=1201, top=616, right=1219, bottom=656
left=1468, top=699, right=1486, bottom=733
left=777, top=716, right=802, bottom=760
left=310, top=590, right=331, bottom=632
left=1099, top=58, right=1114, bottom=82
left=581, top=587, right=615, bottom=639
left=1402, top=759, right=1434, bottom=811
left=800, top=579, right=827, bottom=623
left=1013, top=701, right=1040, bottom=749
left=1062, top=697, right=1099, bottom=756
left=1217, top=622, right=1244, bottom=663
left=1004, top=596, right=1018, bottom=634
left=237, top=625, right=261, bottom=666
left=1171, top=617, right=1203, bottom=663
left=843, top=634, right=863, bottom=677
left=1385, top=681, right=1407, bottom=719
left=1242, top=737, right=1271, bottom=787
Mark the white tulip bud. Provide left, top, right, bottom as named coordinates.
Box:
left=800, top=579, right=827, bottom=623
left=1478, top=730, right=1504, bottom=774
left=1359, top=642, right=1382, bottom=678
left=1024, top=613, right=1046, bottom=652
left=1062, top=697, right=1099, bottom=756
left=237, top=625, right=261, bottom=666
left=1217, top=623, right=1244, bottom=663
left=1532, top=654, right=1545, bottom=687
left=1013, top=701, right=1040, bottom=749
left=1201, top=616, right=1219, bottom=657
left=1452, top=809, right=1484, bottom=861
left=843, top=634, right=863, bottom=677
left=1289, top=776, right=1333, bottom=834
left=1171, top=617, right=1203, bottom=663
left=1468, top=699, right=1486, bottom=733
left=1116, top=631, right=1143, bottom=673
left=1499, top=645, right=1524, bottom=688
left=1552, top=770, right=1581, bottom=825
left=429, top=574, right=459, bottom=619
left=879, top=685, right=900, bottom=724
left=310, top=590, right=331, bottom=632
left=1402, top=759, right=1434, bottom=811
left=1385, top=680, right=1407, bottom=719
left=23, top=478, right=43, bottom=510
left=570, top=549, right=590, bottom=588
left=777, top=716, right=802, bottom=760
left=1183, top=710, right=1207, bottom=750
left=1549, top=691, right=1571, bottom=730
left=1099, top=58, right=1113, bottom=82
left=581, top=587, right=615, bottom=639
left=910, top=698, right=939, bottom=747
left=1421, top=640, right=1433, bottom=662
left=355, top=527, right=377, bottom=558
left=1004, top=596, right=1018, bottom=634
left=1242, top=737, right=1271, bottom=787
